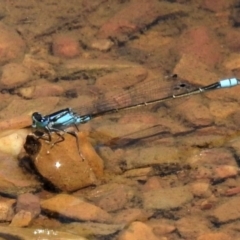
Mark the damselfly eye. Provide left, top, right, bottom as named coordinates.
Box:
left=32, top=112, right=43, bottom=121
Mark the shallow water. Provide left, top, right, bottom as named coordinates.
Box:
left=0, top=0, right=240, bottom=239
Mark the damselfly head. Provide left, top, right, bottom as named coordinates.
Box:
left=32, top=112, right=46, bottom=128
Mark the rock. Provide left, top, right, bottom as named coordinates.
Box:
left=23, top=132, right=104, bottom=192
left=58, top=58, right=139, bottom=79
left=86, top=183, right=134, bottom=212
left=209, top=197, right=240, bottom=223
left=143, top=186, right=193, bottom=210
left=52, top=34, right=81, bottom=58
left=190, top=181, right=211, bottom=198
left=98, top=0, right=186, bottom=41
left=17, top=83, right=64, bottom=99
left=10, top=210, right=33, bottom=227
left=0, top=96, right=59, bottom=120
left=22, top=54, right=57, bottom=79
left=175, top=26, right=223, bottom=68
left=113, top=208, right=151, bottom=224
left=0, top=129, right=29, bottom=156
left=90, top=38, right=114, bottom=51
left=16, top=193, right=41, bottom=218
left=62, top=222, right=124, bottom=238
left=201, top=0, right=232, bottom=12
left=176, top=216, right=211, bottom=239
left=0, top=199, right=15, bottom=221
left=117, top=221, right=159, bottom=240
left=123, top=167, right=154, bottom=179
left=141, top=176, right=163, bottom=191
left=40, top=194, right=112, bottom=223
left=0, top=151, right=40, bottom=196
left=0, top=63, right=32, bottom=89
left=0, top=22, right=26, bottom=65
left=197, top=232, right=232, bottom=240
left=147, top=219, right=176, bottom=236
left=174, top=53, right=219, bottom=87
left=213, top=165, right=238, bottom=180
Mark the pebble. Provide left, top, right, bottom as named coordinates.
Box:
left=176, top=216, right=212, bottom=239
left=10, top=210, right=33, bottom=227
left=52, top=34, right=81, bottom=58
left=62, top=222, right=124, bottom=238
left=0, top=63, right=32, bottom=88
left=40, top=193, right=112, bottom=223
left=17, top=83, right=64, bottom=99
left=147, top=219, right=176, bottom=236
left=23, top=54, right=57, bottom=79
left=0, top=198, right=15, bottom=221
left=201, top=0, right=232, bottom=12
left=23, top=132, right=104, bottom=192
left=143, top=186, right=193, bottom=210
left=86, top=183, right=134, bottom=212
left=90, top=38, right=114, bottom=51
left=197, top=232, right=232, bottom=240
left=213, top=165, right=238, bottom=180
left=98, top=0, right=185, bottom=41
left=190, top=181, right=212, bottom=198
left=175, top=26, right=223, bottom=68
left=0, top=151, right=40, bottom=196
left=113, top=208, right=151, bottom=224
left=173, top=53, right=219, bottom=87
left=0, top=129, right=29, bottom=156
left=16, top=193, right=41, bottom=218
left=209, top=197, right=240, bottom=223
left=117, top=221, right=159, bottom=240
left=0, top=22, right=26, bottom=65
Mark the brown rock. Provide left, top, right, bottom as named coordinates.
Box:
left=0, top=199, right=15, bottom=221
left=10, top=210, right=33, bottom=227
left=113, top=208, right=152, bottom=224
left=0, top=63, right=32, bottom=88
left=117, top=221, right=158, bottom=240
left=90, top=39, right=114, bottom=51
left=52, top=34, right=81, bottom=58
left=201, top=0, right=232, bottom=12
left=213, top=165, right=238, bottom=180
left=197, top=232, right=232, bottom=240
left=209, top=197, right=240, bottom=223
left=0, top=151, right=40, bottom=196
left=190, top=181, right=211, bottom=198
left=0, top=22, right=26, bottom=65
left=143, top=186, right=193, bottom=210
left=24, top=132, right=104, bottom=192
left=16, top=193, right=40, bottom=218
left=176, top=216, right=211, bottom=239
left=175, top=26, right=223, bottom=68
left=17, top=83, right=64, bottom=99
left=41, top=194, right=112, bottom=223
left=87, top=183, right=134, bottom=212
left=142, top=176, right=162, bottom=191
left=98, top=0, right=186, bottom=41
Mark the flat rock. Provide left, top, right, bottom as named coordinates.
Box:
left=40, top=193, right=112, bottom=223
left=209, top=197, right=240, bottom=224
left=62, top=222, right=124, bottom=237
left=143, top=186, right=193, bottom=210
